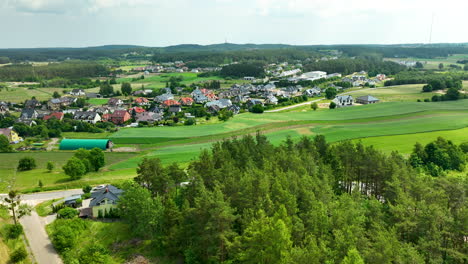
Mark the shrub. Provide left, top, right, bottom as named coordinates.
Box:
left=329, top=102, right=337, bottom=109
left=50, top=218, right=89, bottom=252
left=46, top=161, right=54, bottom=172
left=311, top=102, right=318, bottom=111
left=5, top=224, right=23, bottom=239
left=82, top=185, right=92, bottom=194
left=78, top=243, right=111, bottom=264
left=57, top=207, right=78, bottom=219
left=10, top=246, right=27, bottom=263
left=17, top=157, right=36, bottom=171
left=250, top=104, right=264, bottom=114
left=62, top=157, right=86, bottom=179
left=0, top=135, right=13, bottom=153
left=423, top=98, right=430, bottom=102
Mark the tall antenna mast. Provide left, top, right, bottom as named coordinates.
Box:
left=429, top=13, right=434, bottom=44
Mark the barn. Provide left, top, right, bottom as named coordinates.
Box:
left=59, top=139, right=113, bottom=151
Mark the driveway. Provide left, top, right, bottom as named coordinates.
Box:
left=1, top=189, right=83, bottom=264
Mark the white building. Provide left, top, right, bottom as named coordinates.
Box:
left=300, top=71, right=327, bottom=81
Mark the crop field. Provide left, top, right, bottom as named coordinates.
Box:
left=385, top=54, right=468, bottom=70
left=350, top=84, right=439, bottom=102
left=0, top=86, right=66, bottom=103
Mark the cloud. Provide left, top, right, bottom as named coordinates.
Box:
left=6, top=0, right=81, bottom=14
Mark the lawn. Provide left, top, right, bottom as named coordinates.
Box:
left=87, top=98, right=109, bottom=105
left=35, top=199, right=60, bottom=217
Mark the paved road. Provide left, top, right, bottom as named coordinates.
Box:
left=20, top=211, right=63, bottom=264
left=1, top=189, right=83, bottom=264
left=265, top=87, right=387, bottom=113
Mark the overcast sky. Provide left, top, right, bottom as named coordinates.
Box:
left=1, top=0, right=467, bottom=48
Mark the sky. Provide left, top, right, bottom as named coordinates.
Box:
left=0, top=0, right=467, bottom=48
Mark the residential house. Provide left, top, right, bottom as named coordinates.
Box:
left=0, top=128, right=22, bottom=143
left=179, top=97, right=194, bottom=106
left=88, top=185, right=124, bottom=218
left=90, top=107, right=110, bottom=115
left=155, top=93, right=174, bottom=103
left=48, top=97, right=76, bottom=110
left=132, top=89, right=153, bottom=96
left=107, top=98, right=124, bottom=107
left=162, top=100, right=180, bottom=108
left=232, top=95, right=249, bottom=104
left=0, top=102, right=9, bottom=114
left=227, top=105, right=241, bottom=115
left=134, top=97, right=150, bottom=106
left=342, top=77, right=353, bottom=83
left=264, top=95, right=279, bottom=105
left=332, top=95, right=354, bottom=107
left=205, top=99, right=232, bottom=109
left=24, top=99, right=41, bottom=109
left=19, top=108, right=38, bottom=121
left=246, top=99, right=264, bottom=108
left=193, top=93, right=208, bottom=104
left=109, top=110, right=131, bottom=125
left=168, top=105, right=182, bottom=114
left=74, top=111, right=101, bottom=124
left=356, top=95, right=380, bottom=104
left=136, top=112, right=163, bottom=123
left=69, top=89, right=86, bottom=96
left=303, top=87, right=321, bottom=97
left=376, top=74, right=386, bottom=81
left=129, top=107, right=146, bottom=114
left=43, top=112, right=64, bottom=121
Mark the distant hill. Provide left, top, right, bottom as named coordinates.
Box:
left=0, top=43, right=467, bottom=62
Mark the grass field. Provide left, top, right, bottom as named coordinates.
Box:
left=385, top=54, right=468, bottom=70
left=350, top=84, right=439, bottom=102
left=0, top=152, right=137, bottom=192
left=87, top=98, right=109, bottom=105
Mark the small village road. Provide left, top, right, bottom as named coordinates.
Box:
left=264, top=86, right=392, bottom=113
left=1, top=189, right=83, bottom=264
left=20, top=211, right=63, bottom=264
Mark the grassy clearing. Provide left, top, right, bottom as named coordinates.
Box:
left=35, top=199, right=60, bottom=217
left=0, top=152, right=137, bottom=192
left=350, top=84, right=438, bottom=102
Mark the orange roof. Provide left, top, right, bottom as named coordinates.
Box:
left=162, top=100, right=180, bottom=106
left=179, top=97, right=194, bottom=103
left=43, top=112, right=64, bottom=121
left=130, top=107, right=146, bottom=113
left=134, top=97, right=149, bottom=104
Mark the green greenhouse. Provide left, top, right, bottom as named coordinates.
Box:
left=59, top=139, right=113, bottom=151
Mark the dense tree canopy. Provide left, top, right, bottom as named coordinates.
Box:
left=118, top=134, right=468, bottom=264
left=220, top=63, right=265, bottom=78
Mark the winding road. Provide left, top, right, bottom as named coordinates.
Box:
left=1, top=189, right=83, bottom=264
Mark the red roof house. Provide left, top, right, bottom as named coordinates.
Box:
left=134, top=97, right=150, bottom=106
left=179, top=97, right=194, bottom=106
left=109, top=110, right=131, bottom=125
left=129, top=107, right=146, bottom=114
left=162, top=99, right=180, bottom=107
left=43, top=112, right=64, bottom=121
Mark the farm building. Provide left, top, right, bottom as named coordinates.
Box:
left=59, top=139, right=113, bottom=151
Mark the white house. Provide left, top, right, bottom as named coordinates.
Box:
left=333, top=95, right=354, bottom=107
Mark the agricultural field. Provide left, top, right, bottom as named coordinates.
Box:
left=0, top=86, right=67, bottom=103
left=349, top=84, right=440, bottom=102
left=117, top=72, right=249, bottom=89
left=385, top=54, right=468, bottom=70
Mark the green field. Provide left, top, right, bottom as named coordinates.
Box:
left=385, top=54, right=468, bottom=70
left=87, top=98, right=109, bottom=105
left=0, top=152, right=137, bottom=192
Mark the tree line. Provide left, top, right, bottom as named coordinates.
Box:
left=113, top=134, right=467, bottom=264
left=0, top=62, right=109, bottom=82
left=303, top=58, right=406, bottom=76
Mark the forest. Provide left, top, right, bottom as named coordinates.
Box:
left=384, top=71, right=468, bottom=86
left=303, top=58, right=407, bottom=76
left=107, top=134, right=467, bottom=264
left=0, top=61, right=109, bottom=81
